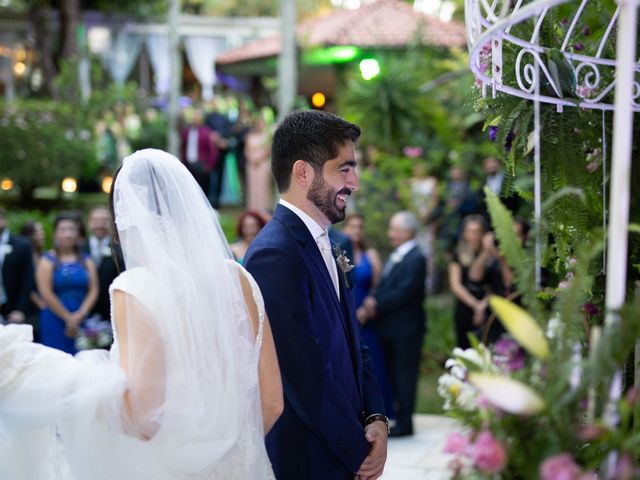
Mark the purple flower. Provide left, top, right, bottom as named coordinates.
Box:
left=402, top=146, right=423, bottom=158
left=494, top=337, right=526, bottom=371
left=471, top=431, right=507, bottom=474
left=574, top=43, right=585, bottom=52
left=540, top=453, right=582, bottom=480
left=578, top=425, right=606, bottom=441
left=84, top=327, right=99, bottom=337
left=560, top=18, right=569, bottom=27
left=583, top=302, right=600, bottom=317
left=581, top=25, right=590, bottom=36
left=489, top=125, right=498, bottom=142
left=625, top=386, right=640, bottom=405
left=614, top=453, right=634, bottom=480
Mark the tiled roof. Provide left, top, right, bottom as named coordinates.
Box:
left=217, top=0, right=466, bottom=65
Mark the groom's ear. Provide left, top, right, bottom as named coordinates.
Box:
left=292, top=160, right=313, bottom=189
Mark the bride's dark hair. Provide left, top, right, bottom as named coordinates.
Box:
left=108, top=165, right=124, bottom=273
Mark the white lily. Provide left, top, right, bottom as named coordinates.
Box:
left=468, top=372, right=545, bottom=415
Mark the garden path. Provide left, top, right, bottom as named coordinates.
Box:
left=381, top=414, right=457, bottom=480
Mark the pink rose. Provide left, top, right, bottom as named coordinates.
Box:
left=471, top=430, right=507, bottom=473
left=540, top=453, right=582, bottom=480
left=443, top=431, right=470, bottom=454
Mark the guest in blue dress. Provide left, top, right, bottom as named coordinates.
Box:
left=342, top=213, right=395, bottom=419
left=36, top=213, right=98, bottom=354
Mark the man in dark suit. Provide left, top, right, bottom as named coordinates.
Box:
left=363, top=211, right=426, bottom=437
left=180, top=108, right=219, bottom=196
left=204, top=100, right=232, bottom=208
left=83, top=206, right=120, bottom=321
left=244, top=110, right=388, bottom=480
left=0, top=207, right=34, bottom=325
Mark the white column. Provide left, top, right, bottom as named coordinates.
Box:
left=278, top=0, right=297, bottom=122
left=1, top=32, right=16, bottom=103
left=605, top=0, right=639, bottom=325
left=167, top=0, right=182, bottom=157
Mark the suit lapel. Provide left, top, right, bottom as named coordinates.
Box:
left=274, top=205, right=342, bottom=314
left=337, top=263, right=364, bottom=402
left=274, top=206, right=359, bottom=367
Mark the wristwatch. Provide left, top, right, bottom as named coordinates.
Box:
left=365, top=413, right=390, bottom=434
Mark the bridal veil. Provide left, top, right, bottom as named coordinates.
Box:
left=0, top=149, right=272, bottom=479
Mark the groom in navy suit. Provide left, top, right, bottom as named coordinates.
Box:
left=244, top=110, right=388, bottom=480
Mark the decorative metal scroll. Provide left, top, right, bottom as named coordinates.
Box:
left=466, top=0, right=640, bottom=112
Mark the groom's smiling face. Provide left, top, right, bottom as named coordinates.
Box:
left=307, top=141, right=359, bottom=225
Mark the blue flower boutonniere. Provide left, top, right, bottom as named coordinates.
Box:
left=333, top=244, right=355, bottom=289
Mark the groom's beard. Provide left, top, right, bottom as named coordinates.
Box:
left=307, top=174, right=350, bottom=224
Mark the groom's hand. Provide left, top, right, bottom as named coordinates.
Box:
left=357, top=421, right=388, bottom=480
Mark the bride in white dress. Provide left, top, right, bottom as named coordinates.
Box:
left=0, top=149, right=282, bottom=479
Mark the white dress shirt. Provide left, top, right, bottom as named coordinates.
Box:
left=186, top=128, right=199, bottom=164
left=89, top=235, right=111, bottom=266
left=382, top=239, right=417, bottom=278
left=486, top=171, right=504, bottom=195
left=279, top=199, right=340, bottom=299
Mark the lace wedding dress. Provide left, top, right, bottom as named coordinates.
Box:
left=0, top=149, right=274, bottom=480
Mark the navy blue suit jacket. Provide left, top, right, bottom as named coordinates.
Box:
left=244, top=204, right=384, bottom=480
left=373, top=245, right=427, bottom=338
left=1, top=234, right=34, bottom=318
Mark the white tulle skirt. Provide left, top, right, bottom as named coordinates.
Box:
left=0, top=324, right=273, bottom=480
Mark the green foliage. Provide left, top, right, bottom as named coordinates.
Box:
left=339, top=46, right=495, bottom=245
left=0, top=100, right=96, bottom=202
left=351, top=152, right=414, bottom=253
left=340, top=47, right=495, bottom=175
left=0, top=59, right=151, bottom=205
left=439, top=239, right=639, bottom=478
left=476, top=5, right=618, bottom=296
left=4, top=209, right=57, bottom=248
left=485, top=188, right=537, bottom=308
left=340, top=51, right=434, bottom=153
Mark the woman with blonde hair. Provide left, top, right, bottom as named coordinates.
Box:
left=448, top=214, right=504, bottom=349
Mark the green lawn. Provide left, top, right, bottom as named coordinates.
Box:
left=417, top=293, right=455, bottom=414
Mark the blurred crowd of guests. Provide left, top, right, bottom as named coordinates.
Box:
left=3, top=96, right=530, bottom=438
left=178, top=96, right=275, bottom=213
left=0, top=206, right=119, bottom=354
left=93, top=94, right=276, bottom=217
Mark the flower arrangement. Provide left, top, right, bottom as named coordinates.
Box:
left=439, top=293, right=640, bottom=479
left=75, top=315, right=113, bottom=351
left=437, top=190, right=640, bottom=479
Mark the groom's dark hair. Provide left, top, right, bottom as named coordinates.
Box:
left=271, top=110, right=361, bottom=193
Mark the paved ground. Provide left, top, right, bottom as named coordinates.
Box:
left=381, top=414, right=458, bottom=480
